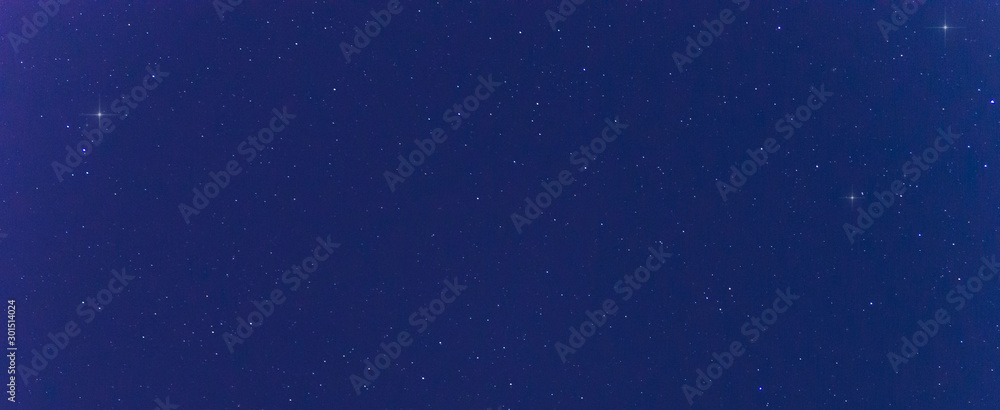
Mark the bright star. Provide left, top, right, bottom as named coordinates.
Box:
left=926, top=13, right=964, bottom=46
left=843, top=186, right=863, bottom=206
left=80, top=98, right=105, bottom=124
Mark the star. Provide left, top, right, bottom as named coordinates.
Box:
left=925, top=13, right=964, bottom=46
left=80, top=98, right=106, bottom=124
left=843, top=186, right=863, bottom=206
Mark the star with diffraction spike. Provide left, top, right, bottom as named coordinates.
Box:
left=80, top=98, right=106, bottom=125
left=925, top=12, right=964, bottom=47
left=842, top=186, right=863, bottom=206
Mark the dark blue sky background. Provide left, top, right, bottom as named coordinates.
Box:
left=1, top=1, right=999, bottom=409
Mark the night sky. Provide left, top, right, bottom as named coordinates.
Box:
left=2, top=1, right=999, bottom=409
